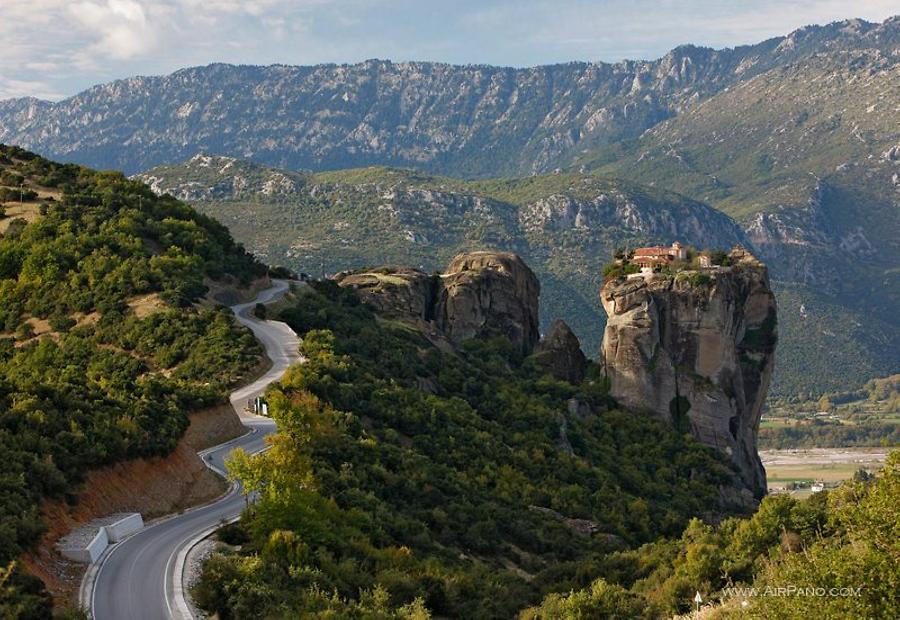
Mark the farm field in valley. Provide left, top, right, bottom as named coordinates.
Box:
left=761, top=447, right=888, bottom=496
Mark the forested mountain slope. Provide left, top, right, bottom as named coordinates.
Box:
left=195, top=274, right=898, bottom=619
left=524, top=453, right=899, bottom=618
left=0, top=18, right=896, bottom=177
left=0, top=145, right=267, bottom=616
left=195, top=277, right=741, bottom=618
left=135, top=155, right=897, bottom=398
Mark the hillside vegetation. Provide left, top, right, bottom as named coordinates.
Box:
left=525, top=452, right=899, bottom=618
left=0, top=145, right=266, bottom=616
left=196, top=281, right=899, bottom=618
left=195, top=281, right=738, bottom=618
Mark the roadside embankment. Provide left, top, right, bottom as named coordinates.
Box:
left=22, top=403, right=246, bottom=605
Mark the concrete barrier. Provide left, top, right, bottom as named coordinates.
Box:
left=57, top=512, right=144, bottom=564
left=60, top=527, right=109, bottom=564
left=105, top=513, right=143, bottom=543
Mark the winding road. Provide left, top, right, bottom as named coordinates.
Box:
left=86, top=279, right=301, bottom=619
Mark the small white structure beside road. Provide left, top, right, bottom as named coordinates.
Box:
left=104, top=513, right=144, bottom=542
left=58, top=513, right=144, bottom=563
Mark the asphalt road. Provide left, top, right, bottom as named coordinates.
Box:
left=89, top=279, right=301, bottom=620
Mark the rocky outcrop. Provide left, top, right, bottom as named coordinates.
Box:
left=600, top=249, right=777, bottom=498
left=532, top=319, right=588, bottom=383
left=334, top=267, right=438, bottom=320
left=436, top=252, right=540, bottom=356
left=336, top=251, right=540, bottom=356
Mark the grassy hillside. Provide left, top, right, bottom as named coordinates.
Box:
left=194, top=280, right=739, bottom=618
left=0, top=145, right=267, bottom=616
left=582, top=50, right=898, bottom=219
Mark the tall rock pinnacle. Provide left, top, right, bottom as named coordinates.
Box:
left=600, top=248, right=777, bottom=498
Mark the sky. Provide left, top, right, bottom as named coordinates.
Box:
left=0, top=0, right=896, bottom=101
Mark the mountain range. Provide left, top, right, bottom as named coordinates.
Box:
left=2, top=15, right=898, bottom=398
left=0, top=17, right=896, bottom=178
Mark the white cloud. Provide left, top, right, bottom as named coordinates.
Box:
left=0, top=75, right=65, bottom=101
left=464, top=0, right=900, bottom=62
left=69, top=0, right=157, bottom=60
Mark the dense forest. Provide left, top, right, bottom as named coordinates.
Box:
left=524, top=452, right=899, bottom=618
left=0, top=145, right=267, bottom=617
left=195, top=281, right=744, bottom=618
left=760, top=375, right=900, bottom=449
left=758, top=422, right=900, bottom=450
left=198, top=281, right=899, bottom=618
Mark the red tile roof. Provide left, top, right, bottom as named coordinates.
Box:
left=633, top=246, right=671, bottom=257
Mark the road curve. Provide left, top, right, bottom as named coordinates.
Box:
left=88, top=279, right=301, bottom=620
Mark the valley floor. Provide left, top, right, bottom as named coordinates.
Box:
left=761, top=447, right=888, bottom=496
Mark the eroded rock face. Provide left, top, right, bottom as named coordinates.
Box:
left=334, top=268, right=437, bottom=320
left=337, top=251, right=540, bottom=356
left=436, top=252, right=540, bottom=356
left=532, top=319, right=588, bottom=383
left=600, top=250, right=776, bottom=498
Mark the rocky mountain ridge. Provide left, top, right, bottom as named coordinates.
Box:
left=1, top=17, right=896, bottom=177
left=138, top=154, right=308, bottom=201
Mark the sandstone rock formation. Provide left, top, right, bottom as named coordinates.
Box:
left=436, top=252, right=540, bottom=356
left=600, top=249, right=776, bottom=498
left=333, top=267, right=437, bottom=320
left=336, top=251, right=540, bottom=356
left=532, top=319, right=588, bottom=383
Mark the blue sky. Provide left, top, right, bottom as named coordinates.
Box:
left=0, top=0, right=896, bottom=100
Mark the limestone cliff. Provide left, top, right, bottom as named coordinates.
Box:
left=600, top=249, right=776, bottom=498
left=335, top=251, right=540, bottom=356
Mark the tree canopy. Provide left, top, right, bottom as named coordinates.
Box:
left=196, top=281, right=738, bottom=618
left=0, top=145, right=266, bottom=616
